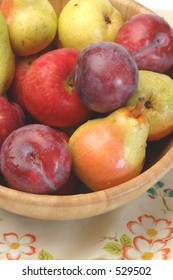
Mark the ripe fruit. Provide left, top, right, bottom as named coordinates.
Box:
left=0, top=11, right=15, bottom=95
left=57, top=0, right=123, bottom=51
left=73, top=41, right=139, bottom=113
left=116, top=13, right=173, bottom=73
left=0, top=96, right=25, bottom=147
left=69, top=99, right=149, bottom=191
left=0, top=124, right=72, bottom=194
left=22, top=48, right=91, bottom=128
left=8, top=45, right=54, bottom=110
left=0, top=0, right=57, bottom=56
left=128, top=70, right=173, bottom=141
left=8, top=54, right=38, bottom=110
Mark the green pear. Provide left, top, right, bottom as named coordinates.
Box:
left=57, top=0, right=124, bottom=51
left=69, top=99, right=149, bottom=191
left=0, top=11, right=15, bottom=95
left=0, top=0, right=57, bottom=56
left=128, top=70, right=173, bottom=141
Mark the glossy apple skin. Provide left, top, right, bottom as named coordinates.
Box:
left=116, top=13, right=173, bottom=73
left=0, top=124, right=72, bottom=194
left=0, top=96, right=25, bottom=147
left=8, top=54, right=39, bottom=110
left=8, top=45, right=55, bottom=110
left=22, top=48, right=91, bottom=128
left=73, top=42, right=138, bottom=113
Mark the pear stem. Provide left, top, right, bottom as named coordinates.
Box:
left=130, top=97, right=145, bottom=118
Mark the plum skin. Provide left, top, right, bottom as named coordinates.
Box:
left=116, top=13, right=173, bottom=73
left=73, top=42, right=139, bottom=113
left=0, top=124, right=72, bottom=194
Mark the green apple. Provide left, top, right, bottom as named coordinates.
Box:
left=128, top=70, right=173, bottom=141
left=57, top=0, right=124, bottom=51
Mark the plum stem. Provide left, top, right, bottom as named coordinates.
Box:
left=130, top=97, right=145, bottom=118
left=30, top=154, right=40, bottom=166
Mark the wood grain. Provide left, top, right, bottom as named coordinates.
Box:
left=0, top=0, right=172, bottom=221
left=109, top=0, right=154, bottom=19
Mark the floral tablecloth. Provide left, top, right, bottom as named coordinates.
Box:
left=0, top=2, right=173, bottom=261
left=0, top=169, right=173, bottom=260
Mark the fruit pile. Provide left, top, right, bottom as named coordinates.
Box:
left=0, top=0, right=173, bottom=195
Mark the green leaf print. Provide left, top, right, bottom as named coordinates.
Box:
left=163, top=188, right=173, bottom=197
left=120, top=234, right=132, bottom=246
left=37, top=249, right=54, bottom=260
left=154, top=181, right=164, bottom=189
left=147, top=187, right=158, bottom=198
left=103, top=242, right=122, bottom=256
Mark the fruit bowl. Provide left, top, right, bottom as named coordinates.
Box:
left=0, top=0, right=173, bottom=221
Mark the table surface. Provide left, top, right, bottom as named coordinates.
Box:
left=0, top=1, right=173, bottom=260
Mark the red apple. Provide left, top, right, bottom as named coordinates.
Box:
left=0, top=96, right=25, bottom=147
left=0, top=124, right=72, bottom=194
left=22, top=48, right=91, bottom=128
left=8, top=54, right=38, bottom=110
left=116, top=13, right=173, bottom=73
left=8, top=45, right=55, bottom=110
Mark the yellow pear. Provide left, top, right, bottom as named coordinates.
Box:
left=0, top=11, right=15, bottom=95
left=0, top=0, right=57, bottom=56
left=128, top=70, right=173, bottom=141
left=48, top=0, right=69, bottom=48
left=69, top=99, right=149, bottom=191
left=57, top=0, right=124, bottom=51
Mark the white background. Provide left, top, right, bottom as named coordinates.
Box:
left=136, top=0, right=173, bottom=10
left=0, top=260, right=173, bottom=279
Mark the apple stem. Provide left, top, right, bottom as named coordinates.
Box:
left=65, top=71, right=74, bottom=90
left=68, top=78, right=74, bottom=88
left=130, top=97, right=145, bottom=118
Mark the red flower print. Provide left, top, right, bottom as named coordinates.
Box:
left=122, top=236, right=170, bottom=260
left=127, top=214, right=173, bottom=240
left=0, top=232, right=36, bottom=260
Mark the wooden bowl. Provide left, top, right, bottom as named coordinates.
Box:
left=0, top=0, right=172, bottom=221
